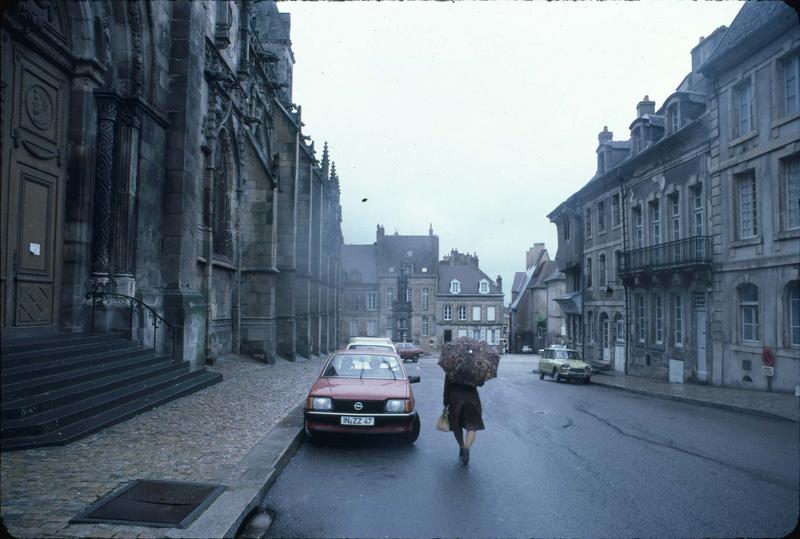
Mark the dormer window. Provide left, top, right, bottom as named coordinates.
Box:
left=479, top=279, right=489, bottom=294
left=668, top=103, right=680, bottom=134
left=450, top=280, right=461, bottom=294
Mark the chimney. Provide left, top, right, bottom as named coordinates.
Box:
left=526, top=243, right=546, bottom=269
left=598, top=126, right=613, bottom=144
left=637, top=95, right=656, bottom=118
left=496, top=275, right=503, bottom=292
left=376, top=224, right=385, bottom=241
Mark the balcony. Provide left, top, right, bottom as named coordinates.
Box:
left=621, top=236, right=711, bottom=284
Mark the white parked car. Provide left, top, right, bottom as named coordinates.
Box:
left=521, top=345, right=533, bottom=354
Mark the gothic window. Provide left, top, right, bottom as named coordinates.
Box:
left=213, top=134, right=233, bottom=258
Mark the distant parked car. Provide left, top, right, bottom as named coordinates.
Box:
left=346, top=337, right=397, bottom=354
left=521, top=345, right=533, bottom=354
left=538, top=347, right=592, bottom=384
left=395, top=342, right=423, bottom=362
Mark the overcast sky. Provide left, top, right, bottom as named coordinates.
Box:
left=281, top=0, right=744, bottom=304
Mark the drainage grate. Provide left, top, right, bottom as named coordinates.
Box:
left=71, top=479, right=225, bottom=528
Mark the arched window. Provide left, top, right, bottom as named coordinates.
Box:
left=450, top=280, right=461, bottom=294
left=739, top=284, right=759, bottom=343
left=213, top=134, right=232, bottom=257
left=788, top=281, right=800, bottom=347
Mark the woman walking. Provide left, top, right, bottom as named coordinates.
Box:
left=443, top=376, right=484, bottom=465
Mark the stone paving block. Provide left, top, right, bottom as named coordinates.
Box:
left=1, top=355, right=323, bottom=538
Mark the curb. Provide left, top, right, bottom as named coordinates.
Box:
left=590, top=378, right=799, bottom=424
left=532, top=368, right=798, bottom=424
left=166, top=404, right=306, bottom=539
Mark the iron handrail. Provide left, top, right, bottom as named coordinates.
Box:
left=85, top=291, right=182, bottom=359
left=622, top=235, right=712, bottom=274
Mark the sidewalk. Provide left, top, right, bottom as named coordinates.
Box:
left=528, top=355, right=799, bottom=423
left=1, top=354, right=324, bottom=539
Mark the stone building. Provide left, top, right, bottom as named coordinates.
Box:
left=0, top=0, right=343, bottom=365
left=509, top=244, right=560, bottom=353
left=340, top=225, right=439, bottom=351
left=548, top=2, right=799, bottom=391
left=699, top=2, right=799, bottom=393
left=437, top=250, right=504, bottom=348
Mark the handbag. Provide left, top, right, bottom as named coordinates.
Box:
left=436, top=406, right=450, bottom=432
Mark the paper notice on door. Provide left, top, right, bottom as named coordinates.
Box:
left=29, top=243, right=40, bottom=256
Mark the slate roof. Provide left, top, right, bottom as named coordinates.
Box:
left=701, top=2, right=796, bottom=73
left=437, top=265, right=502, bottom=296
left=377, top=235, right=438, bottom=275
left=526, top=260, right=559, bottom=290
left=511, top=272, right=527, bottom=294
left=341, top=244, right=377, bottom=283
left=543, top=268, right=566, bottom=284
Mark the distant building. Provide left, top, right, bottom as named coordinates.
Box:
left=437, top=250, right=504, bottom=348
left=340, top=225, right=439, bottom=351
left=509, top=244, right=561, bottom=353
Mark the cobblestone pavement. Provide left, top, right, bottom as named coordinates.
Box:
left=522, top=353, right=799, bottom=422
left=1, top=354, right=325, bottom=538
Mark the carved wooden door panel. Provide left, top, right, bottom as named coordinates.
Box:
left=1, top=30, right=68, bottom=331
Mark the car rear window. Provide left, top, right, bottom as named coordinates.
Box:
left=347, top=344, right=394, bottom=352
left=323, top=354, right=404, bottom=379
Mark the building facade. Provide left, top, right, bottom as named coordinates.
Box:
left=436, top=250, right=504, bottom=348
left=509, top=244, right=561, bottom=353
left=0, top=0, right=343, bottom=365
left=549, top=2, right=800, bottom=391
left=340, top=225, right=439, bottom=352
left=700, top=2, right=799, bottom=393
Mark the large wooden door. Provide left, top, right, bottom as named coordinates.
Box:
left=1, top=29, right=68, bottom=332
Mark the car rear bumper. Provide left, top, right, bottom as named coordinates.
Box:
left=304, top=410, right=418, bottom=434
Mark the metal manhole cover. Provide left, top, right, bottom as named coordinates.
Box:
left=71, top=480, right=225, bottom=528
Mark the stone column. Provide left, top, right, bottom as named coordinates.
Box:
left=112, top=100, right=143, bottom=297
left=90, top=92, right=119, bottom=288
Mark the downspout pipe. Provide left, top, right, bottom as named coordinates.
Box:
left=619, top=173, right=630, bottom=375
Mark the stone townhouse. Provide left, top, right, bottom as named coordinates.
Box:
left=0, top=0, right=343, bottom=364
left=548, top=2, right=799, bottom=392
left=699, top=2, right=799, bottom=393
left=340, top=225, right=439, bottom=351
left=509, top=244, right=560, bottom=353
left=548, top=126, right=629, bottom=372
left=437, top=250, right=504, bottom=348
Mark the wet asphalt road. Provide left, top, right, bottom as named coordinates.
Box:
left=263, top=354, right=799, bottom=538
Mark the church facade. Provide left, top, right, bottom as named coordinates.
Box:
left=0, top=0, right=343, bottom=365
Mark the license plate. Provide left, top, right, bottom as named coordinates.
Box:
left=340, top=416, right=375, bottom=426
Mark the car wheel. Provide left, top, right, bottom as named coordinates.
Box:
left=413, top=355, right=419, bottom=363
left=404, top=414, right=421, bottom=444
left=553, top=368, right=561, bottom=382
left=538, top=370, right=545, bottom=380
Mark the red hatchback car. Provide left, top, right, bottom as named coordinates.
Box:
left=303, top=350, right=421, bottom=444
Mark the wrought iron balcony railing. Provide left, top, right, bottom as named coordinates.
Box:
left=622, top=236, right=711, bottom=275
